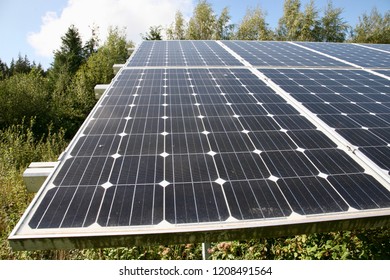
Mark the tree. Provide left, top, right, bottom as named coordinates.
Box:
left=142, top=25, right=163, bottom=40
left=214, top=7, right=234, bottom=40
left=298, top=0, right=321, bottom=41
left=9, top=54, right=32, bottom=75
left=352, top=8, right=390, bottom=44
left=52, top=25, right=85, bottom=76
left=0, top=59, right=9, bottom=80
left=236, top=6, right=272, bottom=40
left=277, top=0, right=302, bottom=40
left=83, top=24, right=100, bottom=58
left=0, top=71, right=52, bottom=134
left=60, top=27, right=133, bottom=137
left=187, top=0, right=216, bottom=40
left=166, top=11, right=186, bottom=40
left=319, top=1, right=349, bottom=42
left=48, top=25, right=85, bottom=97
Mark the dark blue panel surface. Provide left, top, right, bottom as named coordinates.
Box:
left=21, top=43, right=390, bottom=239
left=260, top=68, right=390, bottom=174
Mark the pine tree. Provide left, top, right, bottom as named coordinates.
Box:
left=52, top=25, right=85, bottom=76
left=319, top=1, right=349, bottom=42
left=0, top=58, right=9, bottom=80
left=49, top=25, right=85, bottom=96
left=142, top=26, right=163, bottom=40
left=10, top=54, right=32, bottom=75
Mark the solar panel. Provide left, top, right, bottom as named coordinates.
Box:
left=375, top=70, right=390, bottom=78
left=259, top=68, right=390, bottom=175
left=9, top=41, right=390, bottom=250
left=127, top=41, right=243, bottom=67
left=296, top=42, right=390, bottom=68
left=358, top=44, right=390, bottom=53
left=222, top=41, right=349, bottom=67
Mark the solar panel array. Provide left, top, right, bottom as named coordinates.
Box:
left=9, top=41, right=390, bottom=250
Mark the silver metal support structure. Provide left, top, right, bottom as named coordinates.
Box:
left=202, top=242, right=211, bottom=260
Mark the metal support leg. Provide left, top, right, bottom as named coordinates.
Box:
left=202, top=242, right=211, bottom=260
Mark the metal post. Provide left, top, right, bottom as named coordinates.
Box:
left=202, top=242, right=211, bottom=260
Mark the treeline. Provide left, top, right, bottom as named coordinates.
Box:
left=0, top=25, right=134, bottom=259
left=0, top=26, right=132, bottom=139
left=157, top=0, right=389, bottom=43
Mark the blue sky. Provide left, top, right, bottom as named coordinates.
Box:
left=0, top=0, right=389, bottom=69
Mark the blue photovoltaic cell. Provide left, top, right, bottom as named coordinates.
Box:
left=359, top=44, right=390, bottom=52
left=296, top=42, right=390, bottom=68
left=127, top=41, right=243, bottom=67
left=260, top=68, right=390, bottom=174
left=222, top=41, right=349, bottom=67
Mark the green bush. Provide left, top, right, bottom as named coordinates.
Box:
left=0, top=120, right=67, bottom=259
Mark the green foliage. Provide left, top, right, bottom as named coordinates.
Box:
left=352, top=8, right=390, bottom=43
left=0, top=120, right=67, bottom=260
left=167, top=11, right=187, bottom=40
left=277, top=0, right=302, bottom=40
left=167, top=0, right=382, bottom=43
left=298, top=0, right=321, bottom=41
left=0, top=71, right=52, bottom=135
left=48, top=25, right=85, bottom=100
left=142, top=26, right=163, bottom=40
left=168, top=1, right=233, bottom=40
left=208, top=229, right=390, bottom=260
left=83, top=24, right=100, bottom=58
left=319, top=1, right=349, bottom=42
left=236, top=6, right=272, bottom=40
left=101, top=27, right=133, bottom=64
left=0, top=59, right=9, bottom=80
left=9, top=54, right=32, bottom=76
left=187, top=0, right=216, bottom=40
left=51, top=25, right=85, bottom=77
left=0, top=119, right=66, bottom=174
left=214, top=7, right=234, bottom=40
left=51, top=26, right=132, bottom=138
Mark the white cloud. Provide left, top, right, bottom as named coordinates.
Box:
left=28, top=0, right=193, bottom=58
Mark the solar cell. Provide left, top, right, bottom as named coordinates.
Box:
left=296, top=42, right=390, bottom=68
left=127, top=41, right=243, bottom=67
left=259, top=68, right=390, bottom=175
left=222, top=41, right=349, bottom=67
left=358, top=44, right=390, bottom=53
left=9, top=41, right=390, bottom=250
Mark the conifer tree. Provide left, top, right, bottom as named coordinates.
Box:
left=319, top=1, right=349, bottom=42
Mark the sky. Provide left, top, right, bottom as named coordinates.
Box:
left=0, top=0, right=389, bottom=69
